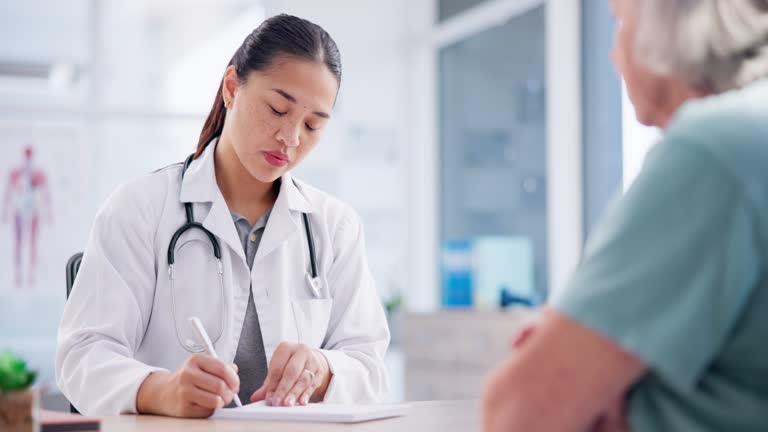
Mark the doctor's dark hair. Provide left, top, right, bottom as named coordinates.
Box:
left=195, top=14, right=342, bottom=157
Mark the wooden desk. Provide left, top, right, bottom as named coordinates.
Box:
left=100, top=400, right=481, bottom=432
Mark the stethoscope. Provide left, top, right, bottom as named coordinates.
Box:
left=168, top=154, right=320, bottom=353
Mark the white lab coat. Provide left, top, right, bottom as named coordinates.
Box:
left=55, top=140, right=390, bottom=415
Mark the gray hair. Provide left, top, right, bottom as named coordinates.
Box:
left=634, top=0, right=768, bottom=91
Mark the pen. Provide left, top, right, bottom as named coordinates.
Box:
left=188, top=316, right=243, bottom=407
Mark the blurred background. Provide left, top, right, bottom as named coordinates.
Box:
left=0, top=0, right=658, bottom=408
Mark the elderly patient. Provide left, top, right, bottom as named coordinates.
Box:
left=482, top=0, right=768, bottom=431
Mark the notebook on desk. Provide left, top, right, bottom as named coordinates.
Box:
left=40, top=409, right=100, bottom=432
left=212, top=401, right=410, bottom=423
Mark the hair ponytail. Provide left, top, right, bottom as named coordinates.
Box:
left=194, top=78, right=228, bottom=158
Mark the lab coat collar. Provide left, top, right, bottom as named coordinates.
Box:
left=177, top=137, right=314, bottom=267
left=253, top=174, right=310, bottom=266
left=178, top=138, right=313, bottom=213
left=177, top=138, right=218, bottom=204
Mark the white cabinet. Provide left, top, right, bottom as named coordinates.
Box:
left=402, top=309, right=537, bottom=400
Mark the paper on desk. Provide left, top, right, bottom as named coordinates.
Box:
left=211, top=401, right=410, bottom=423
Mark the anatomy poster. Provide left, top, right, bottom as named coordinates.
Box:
left=0, top=126, right=85, bottom=294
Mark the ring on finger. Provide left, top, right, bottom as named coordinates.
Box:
left=302, top=369, right=316, bottom=382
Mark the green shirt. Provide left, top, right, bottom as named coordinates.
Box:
left=553, top=78, right=768, bottom=431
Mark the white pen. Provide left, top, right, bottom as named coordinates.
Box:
left=188, top=316, right=243, bottom=407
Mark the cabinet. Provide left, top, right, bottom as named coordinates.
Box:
left=402, top=309, right=536, bottom=400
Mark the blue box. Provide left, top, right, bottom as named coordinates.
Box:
left=440, top=240, right=473, bottom=307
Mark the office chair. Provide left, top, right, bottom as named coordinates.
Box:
left=65, top=253, right=83, bottom=300
left=64, top=252, right=84, bottom=414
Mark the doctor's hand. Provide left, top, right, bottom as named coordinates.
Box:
left=136, top=354, right=240, bottom=418
left=250, top=342, right=332, bottom=407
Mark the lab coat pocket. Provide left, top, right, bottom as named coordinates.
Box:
left=291, top=298, right=333, bottom=348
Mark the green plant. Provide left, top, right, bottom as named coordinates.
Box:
left=0, top=352, right=36, bottom=393
left=384, top=292, right=402, bottom=315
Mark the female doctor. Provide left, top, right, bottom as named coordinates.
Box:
left=56, top=14, right=390, bottom=417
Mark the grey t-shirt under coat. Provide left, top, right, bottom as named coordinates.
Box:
left=230, top=208, right=271, bottom=405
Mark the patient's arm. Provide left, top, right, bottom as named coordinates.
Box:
left=481, top=308, right=647, bottom=432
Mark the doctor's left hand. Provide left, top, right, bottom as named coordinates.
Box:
left=250, top=342, right=332, bottom=406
